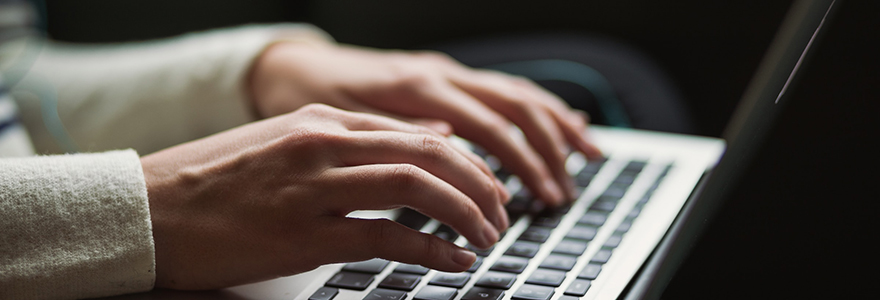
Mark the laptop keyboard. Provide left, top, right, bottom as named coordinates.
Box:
left=316, top=152, right=672, bottom=300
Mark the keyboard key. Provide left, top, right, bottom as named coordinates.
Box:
left=364, top=288, right=408, bottom=300
left=525, top=269, right=566, bottom=287
left=395, top=264, right=430, bottom=275
left=474, top=271, right=517, bottom=289
left=566, top=225, right=597, bottom=241
left=379, top=273, right=421, bottom=291
left=466, top=244, right=495, bottom=257
left=589, top=199, right=618, bottom=212
left=531, top=213, right=564, bottom=228
left=490, top=256, right=529, bottom=273
left=624, top=161, right=647, bottom=172
left=564, top=279, right=592, bottom=297
left=429, top=272, right=471, bottom=288
left=506, top=195, right=530, bottom=222
left=578, top=211, right=608, bottom=226
left=602, top=184, right=629, bottom=198
left=613, top=173, right=636, bottom=184
left=467, top=256, right=484, bottom=273
left=512, top=284, right=555, bottom=300
left=513, top=187, right=535, bottom=202
left=578, top=263, right=602, bottom=280
left=575, top=172, right=594, bottom=187
left=505, top=241, right=541, bottom=258
left=627, top=206, right=643, bottom=218
left=603, top=234, right=623, bottom=248
left=326, top=272, right=375, bottom=290
left=433, top=225, right=459, bottom=242
left=343, top=259, right=390, bottom=274
left=462, top=287, right=505, bottom=300
left=581, top=159, right=605, bottom=175
left=413, top=285, right=458, bottom=300
left=396, top=208, right=430, bottom=230
left=485, top=155, right=502, bottom=172
left=309, top=287, right=339, bottom=300
left=591, top=249, right=613, bottom=264
left=540, top=254, right=578, bottom=271
left=553, top=239, right=588, bottom=256
left=519, top=226, right=552, bottom=243
left=638, top=193, right=652, bottom=204
left=615, top=220, right=633, bottom=233
left=495, top=168, right=512, bottom=183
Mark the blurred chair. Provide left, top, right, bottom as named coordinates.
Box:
left=435, top=33, right=694, bottom=134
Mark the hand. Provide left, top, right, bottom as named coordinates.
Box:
left=249, top=43, right=603, bottom=206
left=142, top=104, right=509, bottom=290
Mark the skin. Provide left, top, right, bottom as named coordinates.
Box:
left=249, top=43, right=603, bottom=205
left=143, top=42, right=602, bottom=290
left=144, top=104, right=508, bottom=289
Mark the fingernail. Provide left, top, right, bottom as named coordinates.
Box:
left=495, top=203, right=510, bottom=231
left=452, top=248, right=477, bottom=268
left=495, top=178, right=511, bottom=204
left=543, top=178, right=565, bottom=205
left=482, top=219, right=500, bottom=246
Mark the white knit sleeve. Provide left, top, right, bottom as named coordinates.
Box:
left=13, top=24, right=333, bottom=155
left=0, top=150, right=153, bottom=300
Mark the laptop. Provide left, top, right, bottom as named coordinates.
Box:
left=113, top=0, right=836, bottom=299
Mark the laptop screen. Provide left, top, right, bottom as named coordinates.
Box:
left=624, top=0, right=838, bottom=298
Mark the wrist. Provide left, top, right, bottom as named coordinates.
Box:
left=247, top=42, right=328, bottom=119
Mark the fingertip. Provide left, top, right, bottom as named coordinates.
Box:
left=572, top=109, right=591, bottom=124
left=451, top=248, right=477, bottom=269
left=482, top=219, right=500, bottom=247
left=582, top=141, right=604, bottom=160
left=495, top=178, right=511, bottom=204
left=542, top=178, right=566, bottom=207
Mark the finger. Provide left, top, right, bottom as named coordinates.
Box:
left=325, top=218, right=477, bottom=272
left=324, top=131, right=507, bottom=231
left=337, top=75, right=564, bottom=205
left=319, top=107, right=499, bottom=193
left=411, top=119, right=454, bottom=137
left=330, top=131, right=509, bottom=232
left=513, top=80, right=604, bottom=159
left=558, top=110, right=604, bottom=160
left=426, top=85, right=565, bottom=206
left=321, top=164, right=500, bottom=249
left=449, top=72, right=575, bottom=200
left=331, top=100, right=455, bottom=136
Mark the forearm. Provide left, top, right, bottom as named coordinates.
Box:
left=13, top=24, right=332, bottom=155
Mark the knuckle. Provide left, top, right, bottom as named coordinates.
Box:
left=388, top=69, right=436, bottom=95
left=418, top=135, right=448, bottom=163
left=299, top=103, right=336, bottom=115
left=460, top=200, right=482, bottom=225
left=418, top=234, right=445, bottom=261
left=365, top=220, right=396, bottom=256
left=510, top=95, right=540, bottom=116
left=413, top=50, right=454, bottom=64
left=481, top=116, right=512, bottom=135
left=386, top=164, right=426, bottom=193
left=511, top=75, right=537, bottom=86
left=279, top=127, right=345, bottom=154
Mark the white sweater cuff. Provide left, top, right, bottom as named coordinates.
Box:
left=0, top=150, right=153, bottom=300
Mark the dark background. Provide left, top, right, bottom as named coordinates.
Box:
left=44, top=0, right=878, bottom=298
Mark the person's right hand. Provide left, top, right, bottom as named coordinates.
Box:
left=141, top=104, right=509, bottom=290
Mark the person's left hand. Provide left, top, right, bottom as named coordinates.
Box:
left=248, top=43, right=603, bottom=206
